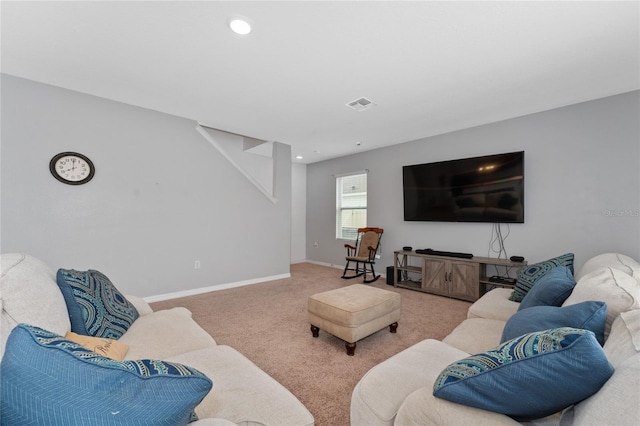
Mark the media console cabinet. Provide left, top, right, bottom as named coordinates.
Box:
left=393, top=250, right=528, bottom=302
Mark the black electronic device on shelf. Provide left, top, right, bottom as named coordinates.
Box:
left=414, top=248, right=473, bottom=259
left=488, top=276, right=516, bottom=285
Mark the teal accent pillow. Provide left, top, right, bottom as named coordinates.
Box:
left=509, top=253, right=574, bottom=302
left=433, top=327, right=614, bottom=421
left=56, top=268, right=139, bottom=339
left=1, top=324, right=212, bottom=425
left=518, top=266, right=576, bottom=311
left=501, top=301, right=607, bottom=345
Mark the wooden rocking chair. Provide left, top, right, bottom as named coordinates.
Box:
left=341, top=227, right=384, bottom=283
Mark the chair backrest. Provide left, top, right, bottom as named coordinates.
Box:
left=356, top=227, right=383, bottom=259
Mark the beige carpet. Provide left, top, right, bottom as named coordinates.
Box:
left=151, top=262, right=471, bottom=426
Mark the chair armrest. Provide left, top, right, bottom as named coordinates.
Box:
left=345, top=243, right=357, bottom=256
left=125, top=295, right=153, bottom=316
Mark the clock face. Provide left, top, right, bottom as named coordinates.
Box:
left=49, top=152, right=95, bottom=185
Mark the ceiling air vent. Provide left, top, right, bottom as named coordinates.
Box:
left=346, top=97, right=376, bottom=112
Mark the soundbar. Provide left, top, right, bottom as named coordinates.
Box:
left=414, top=248, right=473, bottom=259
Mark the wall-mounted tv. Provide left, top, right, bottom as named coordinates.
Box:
left=403, top=151, right=524, bottom=223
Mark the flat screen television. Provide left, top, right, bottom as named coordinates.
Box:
left=403, top=151, right=524, bottom=223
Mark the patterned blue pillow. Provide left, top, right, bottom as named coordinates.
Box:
left=518, top=266, right=576, bottom=311
left=1, top=324, right=212, bottom=425
left=502, top=301, right=607, bottom=345
left=433, top=327, right=613, bottom=421
left=56, top=268, right=139, bottom=339
left=509, top=253, right=574, bottom=302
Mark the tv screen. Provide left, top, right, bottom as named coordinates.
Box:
left=403, top=151, right=524, bottom=223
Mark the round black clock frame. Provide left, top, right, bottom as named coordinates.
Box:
left=49, top=152, right=95, bottom=185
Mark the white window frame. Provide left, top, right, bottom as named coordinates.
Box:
left=335, top=170, right=368, bottom=240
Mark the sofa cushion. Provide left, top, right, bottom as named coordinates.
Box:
left=166, top=346, right=315, bottom=426
left=563, top=267, right=640, bottom=337
left=433, top=327, right=613, bottom=421
left=509, top=253, right=574, bottom=302
left=575, top=253, right=640, bottom=282
left=563, top=352, right=640, bottom=426
left=442, top=318, right=506, bottom=354
left=501, top=301, right=607, bottom=345
left=1, top=254, right=71, bottom=357
left=119, top=307, right=217, bottom=360
left=396, top=385, right=521, bottom=426
left=1, top=324, right=212, bottom=425
left=467, top=288, right=518, bottom=321
left=603, top=309, right=640, bottom=368
left=56, top=268, right=139, bottom=339
left=65, top=331, right=129, bottom=360
left=517, top=266, right=575, bottom=311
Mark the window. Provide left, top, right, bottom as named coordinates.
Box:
left=336, top=172, right=367, bottom=240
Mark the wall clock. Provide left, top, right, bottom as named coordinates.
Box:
left=49, top=152, right=95, bottom=185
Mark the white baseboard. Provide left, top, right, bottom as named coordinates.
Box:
left=301, top=259, right=389, bottom=277
left=144, top=272, right=291, bottom=303
left=303, top=259, right=344, bottom=270
left=146, top=262, right=392, bottom=302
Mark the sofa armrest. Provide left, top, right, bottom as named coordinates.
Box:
left=395, top=386, right=521, bottom=426
left=125, top=295, right=153, bottom=316
left=351, top=339, right=470, bottom=426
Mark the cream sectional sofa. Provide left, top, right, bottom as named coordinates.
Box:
left=0, top=253, right=314, bottom=426
left=351, top=253, right=640, bottom=426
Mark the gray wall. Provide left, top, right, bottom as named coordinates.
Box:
left=1, top=75, right=292, bottom=298
left=291, top=163, right=307, bottom=263
left=307, top=91, right=640, bottom=272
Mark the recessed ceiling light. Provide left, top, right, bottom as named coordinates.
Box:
left=228, top=16, right=252, bottom=35
left=296, top=155, right=303, bottom=160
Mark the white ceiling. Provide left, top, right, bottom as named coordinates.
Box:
left=2, top=1, right=638, bottom=164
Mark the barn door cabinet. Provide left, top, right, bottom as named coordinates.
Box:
left=394, top=250, right=527, bottom=302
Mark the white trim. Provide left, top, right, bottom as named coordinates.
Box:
left=303, top=259, right=389, bottom=278
left=332, top=169, right=368, bottom=178
left=304, top=259, right=345, bottom=270
left=144, top=272, right=291, bottom=303
left=195, top=124, right=277, bottom=204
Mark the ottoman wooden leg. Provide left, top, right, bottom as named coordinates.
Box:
left=389, top=322, right=398, bottom=333
left=310, top=325, right=319, bottom=337
left=346, top=341, right=357, bottom=356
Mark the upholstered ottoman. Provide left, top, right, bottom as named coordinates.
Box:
left=308, top=284, right=401, bottom=355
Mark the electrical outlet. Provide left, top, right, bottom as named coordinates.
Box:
left=194, top=260, right=201, bottom=269
left=375, top=254, right=381, bottom=259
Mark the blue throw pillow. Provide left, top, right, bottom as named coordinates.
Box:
left=1, top=324, right=212, bottom=425
left=56, top=268, right=139, bottom=339
left=433, top=327, right=614, bottom=421
left=509, top=253, right=574, bottom=302
left=501, top=301, right=607, bottom=345
left=518, top=266, right=576, bottom=311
